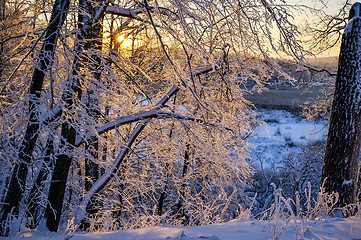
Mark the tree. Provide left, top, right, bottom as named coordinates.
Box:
left=0, top=0, right=311, bottom=235
left=321, top=2, right=361, bottom=208
left=0, top=0, right=70, bottom=235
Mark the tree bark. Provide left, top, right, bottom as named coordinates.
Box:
left=176, top=144, right=190, bottom=224
left=44, top=0, right=108, bottom=232
left=0, top=0, right=70, bottom=235
left=25, top=135, right=54, bottom=229
left=80, top=0, right=104, bottom=230
left=321, top=2, right=361, bottom=207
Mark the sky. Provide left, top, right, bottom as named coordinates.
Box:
left=286, top=0, right=352, bottom=57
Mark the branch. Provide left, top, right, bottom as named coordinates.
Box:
left=302, top=63, right=337, bottom=76
left=42, top=106, right=63, bottom=125
left=75, top=86, right=179, bottom=225
left=105, top=5, right=144, bottom=20
left=105, top=4, right=177, bottom=21
left=93, top=1, right=110, bottom=24
left=74, top=85, right=179, bottom=146
left=0, top=30, right=43, bottom=45
left=157, top=112, right=233, bottom=131
left=191, top=59, right=222, bottom=77
left=75, top=122, right=146, bottom=225
left=191, top=45, right=229, bottom=77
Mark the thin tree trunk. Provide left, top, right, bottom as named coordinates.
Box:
left=321, top=2, right=361, bottom=208
left=157, top=162, right=170, bottom=216
left=0, top=0, right=5, bottom=79
left=44, top=0, right=91, bottom=231
left=81, top=1, right=105, bottom=229
left=44, top=0, right=109, bottom=231
left=176, top=144, right=190, bottom=223
left=26, top=135, right=54, bottom=229
left=157, top=122, right=175, bottom=216
left=0, top=0, right=70, bottom=235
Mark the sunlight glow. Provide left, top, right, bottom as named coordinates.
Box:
left=116, top=34, right=134, bottom=49
left=117, top=35, right=125, bottom=42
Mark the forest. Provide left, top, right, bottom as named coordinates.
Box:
left=0, top=0, right=360, bottom=238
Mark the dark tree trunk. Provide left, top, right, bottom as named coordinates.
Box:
left=176, top=144, right=190, bottom=223
left=0, top=0, right=5, bottom=79
left=157, top=125, right=175, bottom=216
left=44, top=0, right=108, bottom=231
left=157, top=163, right=169, bottom=216
left=321, top=2, right=361, bottom=208
left=81, top=1, right=105, bottom=229
left=26, top=135, right=54, bottom=229
left=0, top=0, right=70, bottom=235
left=44, top=121, right=77, bottom=231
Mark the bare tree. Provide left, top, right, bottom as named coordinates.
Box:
left=0, top=0, right=70, bottom=235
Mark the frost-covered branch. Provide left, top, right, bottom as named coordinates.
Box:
left=191, top=56, right=226, bottom=77
left=76, top=121, right=146, bottom=225
left=75, top=85, right=179, bottom=225
left=105, top=4, right=177, bottom=21
left=42, top=106, right=63, bottom=125
left=106, top=5, right=144, bottom=20
left=75, top=86, right=179, bottom=146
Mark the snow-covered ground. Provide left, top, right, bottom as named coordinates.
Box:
left=5, top=110, right=350, bottom=240
left=8, top=216, right=361, bottom=240
left=247, top=109, right=328, bottom=169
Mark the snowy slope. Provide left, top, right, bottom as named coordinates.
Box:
left=8, top=216, right=361, bottom=240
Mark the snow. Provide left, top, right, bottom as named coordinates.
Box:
left=342, top=179, right=353, bottom=185
left=345, top=2, right=361, bottom=34
left=105, top=5, right=143, bottom=18
left=8, top=216, right=361, bottom=240
left=246, top=109, right=328, bottom=169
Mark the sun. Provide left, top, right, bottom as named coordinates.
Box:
left=116, top=34, right=134, bottom=49
left=117, top=35, right=125, bottom=42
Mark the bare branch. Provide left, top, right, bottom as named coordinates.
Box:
left=302, top=63, right=337, bottom=76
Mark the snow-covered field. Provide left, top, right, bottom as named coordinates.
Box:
left=247, top=109, right=328, bottom=169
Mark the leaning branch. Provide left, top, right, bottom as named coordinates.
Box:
left=74, top=85, right=179, bottom=146
left=75, top=86, right=179, bottom=225
left=75, top=121, right=146, bottom=225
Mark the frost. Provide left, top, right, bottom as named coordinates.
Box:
left=345, top=2, right=361, bottom=34
left=342, top=179, right=353, bottom=185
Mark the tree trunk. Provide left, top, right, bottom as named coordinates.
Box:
left=26, top=135, right=54, bottom=229
left=0, top=0, right=70, bottom=235
left=176, top=144, right=190, bottom=223
left=44, top=0, right=109, bottom=231
left=81, top=0, right=104, bottom=229
left=321, top=2, right=361, bottom=208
